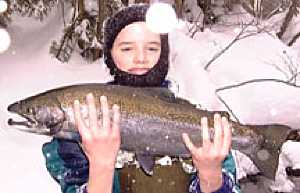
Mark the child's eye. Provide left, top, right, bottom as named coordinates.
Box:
left=148, top=47, right=159, bottom=52
left=120, top=47, right=132, bottom=52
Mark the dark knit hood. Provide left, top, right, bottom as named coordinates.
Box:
left=103, top=4, right=169, bottom=87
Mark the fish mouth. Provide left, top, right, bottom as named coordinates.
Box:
left=8, top=118, right=35, bottom=128
left=7, top=117, right=51, bottom=135
left=7, top=112, right=37, bottom=127
left=7, top=101, right=37, bottom=128
left=7, top=110, right=51, bottom=135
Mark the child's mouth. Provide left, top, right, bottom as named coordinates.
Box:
left=128, top=68, right=150, bottom=75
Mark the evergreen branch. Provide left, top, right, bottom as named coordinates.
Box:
left=11, top=0, right=59, bottom=21
left=55, top=10, right=80, bottom=60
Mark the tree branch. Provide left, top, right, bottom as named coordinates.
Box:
left=288, top=31, right=300, bottom=46
left=204, top=20, right=255, bottom=70
left=277, top=0, right=296, bottom=39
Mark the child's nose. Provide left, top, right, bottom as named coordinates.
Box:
left=133, top=49, right=147, bottom=64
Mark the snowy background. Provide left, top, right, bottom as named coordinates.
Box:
left=1, top=0, right=300, bottom=192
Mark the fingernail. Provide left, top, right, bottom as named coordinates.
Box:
left=74, top=100, right=80, bottom=105
left=221, top=116, right=227, bottom=121
left=113, top=104, right=119, bottom=110
left=87, top=93, right=94, bottom=99
left=214, top=113, right=220, bottom=118
left=201, top=117, right=207, bottom=122
left=100, top=95, right=107, bottom=101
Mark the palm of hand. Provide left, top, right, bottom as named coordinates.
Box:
left=73, top=94, right=121, bottom=167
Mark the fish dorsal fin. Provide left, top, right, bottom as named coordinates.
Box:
left=136, top=154, right=155, bottom=176
left=141, top=87, right=194, bottom=106
left=141, top=87, right=176, bottom=103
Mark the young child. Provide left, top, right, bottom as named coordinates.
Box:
left=42, top=4, right=241, bottom=193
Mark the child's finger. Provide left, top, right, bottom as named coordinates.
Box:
left=112, top=104, right=120, bottom=137
left=221, top=116, right=232, bottom=156
left=101, top=96, right=110, bottom=132
left=213, top=114, right=222, bottom=149
left=201, top=117, right=211, bottom=148
left=86, top=93, right=99, bottom=134
left=74, top=100, right=90, bottom=140
left=182, top=133, right=197, bottom=155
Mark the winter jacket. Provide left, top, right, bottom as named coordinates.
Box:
left=42, top=138, right=120, bottom=193
left=188, top=152, right=242, bottom=193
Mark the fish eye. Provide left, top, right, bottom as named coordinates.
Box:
left=26, top=108, right=35, bottom=114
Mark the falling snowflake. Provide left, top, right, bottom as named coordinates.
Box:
left=0, top=0, right=8, bottom=13
left=0, top=28, right=11, bottom=53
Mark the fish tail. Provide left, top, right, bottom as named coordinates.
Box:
left=249, top=124, right=294, bottom=179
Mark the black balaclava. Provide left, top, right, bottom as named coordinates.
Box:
left=103, top=4, right=169, bottom=87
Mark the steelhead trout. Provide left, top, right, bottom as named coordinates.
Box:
left=7, top=83, right=294, bottom=179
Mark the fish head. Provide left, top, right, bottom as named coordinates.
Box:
left=7, top=100, right=31, bottom=116
left=7, top=98, right=66, bottom=135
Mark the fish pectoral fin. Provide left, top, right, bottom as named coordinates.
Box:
left=136, top=154, right=155, bottom=176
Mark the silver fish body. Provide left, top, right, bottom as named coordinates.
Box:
left=7, top=83, right=294, bottom=178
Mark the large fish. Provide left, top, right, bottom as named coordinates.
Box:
left=6, top=83, right=295, bottom=179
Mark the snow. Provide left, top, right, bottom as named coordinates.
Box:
left=270, top=140, right=300, bottom=192
left=1, top=2, right=300, bottom=193
left=0, top=0, right=8, bottom=13
left=0, top=5, right=111, bottom=193
left=0, top=28, right=10, bottom=53
left=216, top=80, right=300, bottom=128
left=146, top=2, right=178, bottom=34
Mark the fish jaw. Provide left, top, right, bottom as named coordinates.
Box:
left=7, top=101, right=21, bottom=114
left=7, top=101, right=66, bottom=136
left=7, top=102, right=39, bottom=129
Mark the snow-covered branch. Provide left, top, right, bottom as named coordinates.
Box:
left=10, top=0, right=59, bottom=21
left=50, top=0, right=123, bottom=63
left=204, top=20, right=260, bottom=70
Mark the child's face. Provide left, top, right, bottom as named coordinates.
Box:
left=111, top=22, right=161, bottom=75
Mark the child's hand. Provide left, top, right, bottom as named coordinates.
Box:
left=73, top=93, right=121, bottom=168
left=182, top=114, right=232, bottom=192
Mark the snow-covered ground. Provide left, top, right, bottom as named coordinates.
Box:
left=0, top=6, right=112, bottom=193
left=1, top=2, right=300, bottom=193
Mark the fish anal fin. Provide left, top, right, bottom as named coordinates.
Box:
left=136, top=154, right=155, bottom=176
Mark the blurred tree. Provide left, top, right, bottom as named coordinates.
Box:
left=277, top=0, right=300, bottom=40
left=0, top=0, right=11, bottom=27
left=49, top=0, right=122, bottom=62
left=1, top=0, right=296, bottom=63
left=9, top=0, right=58, bottom=21
left=240, top=0, right=291, bottom=19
